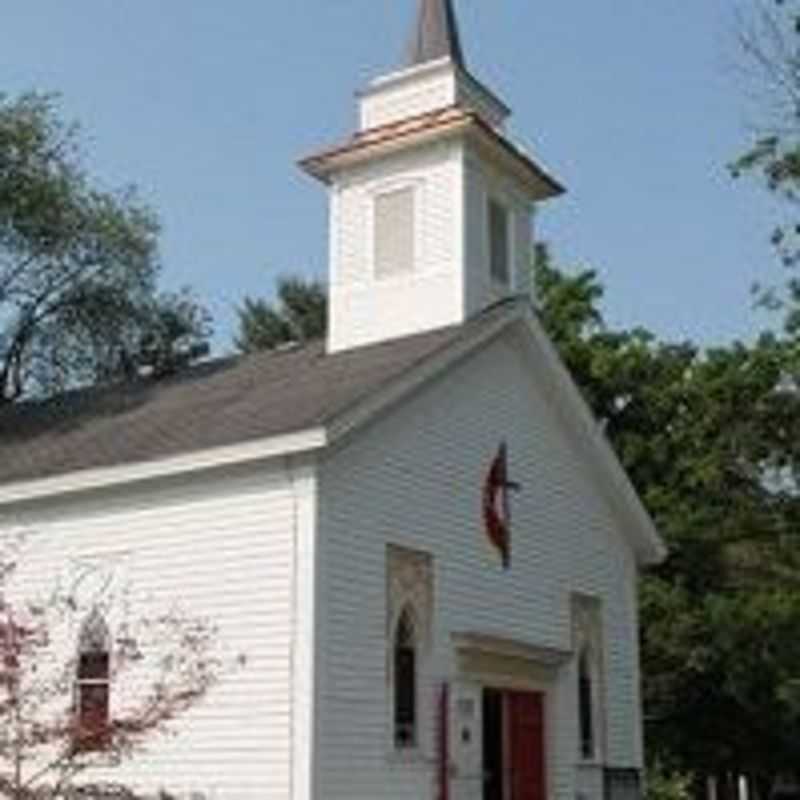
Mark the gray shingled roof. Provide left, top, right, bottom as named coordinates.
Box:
left=0, top=302, right=515, bottom=488
left=407, top=0, right=465, bottom=69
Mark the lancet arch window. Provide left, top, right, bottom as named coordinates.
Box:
left=75, top=610, right=111, bottom=751
left=578, top=643, right=596, bottom=760
left=572, top=594, right=605, bottom=763
left=386, top=545, right=433, bottom=753
left=393, top=604, right=419, bottom=749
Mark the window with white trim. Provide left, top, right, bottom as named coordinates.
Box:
left=75, top=610, right=111, bottom=752
left=488, top=198, right=510, bottom=285
left=374, top=187, right=416, bottom=279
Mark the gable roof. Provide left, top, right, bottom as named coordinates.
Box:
left=0, top=298, right=666, bottom=565
left=0, top=300, right=514, bottom=490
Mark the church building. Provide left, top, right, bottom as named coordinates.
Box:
left=0, top=2, right=665, bottom=799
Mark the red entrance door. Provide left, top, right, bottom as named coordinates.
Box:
left=508, top=691, right=546, bottom=800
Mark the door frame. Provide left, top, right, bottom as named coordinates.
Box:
left=452, top=633, right=570, bottom=800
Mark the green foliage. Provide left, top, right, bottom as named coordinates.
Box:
left=235, top=276, right=326, bottom=353
left=130, top=290, right=212, bottom=379
left=534, top=244, right=800, bottom=785
left=645, top=762, right=694, bottom=800
left=0, top=92, right=210, bottom=402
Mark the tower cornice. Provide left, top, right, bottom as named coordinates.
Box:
left=298, top=106, right=564, bottom=201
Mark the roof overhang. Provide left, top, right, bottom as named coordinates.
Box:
left=0, top=306, right=515, bottom=509
left=513, top=310, right=667, bottom=566
left=0, top=427, right=327, bottom=508
left=452, top=632, right=572, bottom=668
left=299, top=106, right=564, bottom=200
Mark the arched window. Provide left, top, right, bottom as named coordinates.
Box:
left=393, top=606, right=417, bottom=749
left=578, top=646, right=595, bottom=760
left=75, top=611, right=111, bottom=751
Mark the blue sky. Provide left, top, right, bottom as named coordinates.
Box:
left=0, top=1, right=783, bottom=352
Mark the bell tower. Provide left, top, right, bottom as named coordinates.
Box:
left=301, top=0, right=564, bottom=353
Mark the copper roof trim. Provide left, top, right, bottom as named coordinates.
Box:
left=299, top=106, right=564, bottom=197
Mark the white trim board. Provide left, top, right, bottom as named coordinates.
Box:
left=0, top=429, right=327, bottom=508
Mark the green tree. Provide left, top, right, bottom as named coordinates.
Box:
left=534, top=244, right=800, bottom=797
left=235, top=276, right=326, bottom=353
left=0, top=92, right=210, bottom=403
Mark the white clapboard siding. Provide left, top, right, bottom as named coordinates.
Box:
left=358, top=61, right=508, bottom=133
left=328, top=138, right=534, bottom=355
left=0, top=463, right=303, bottom=800
left=316, top=331, right=643, bottom=800
left=463, top=149, right=535, bottom=316
left=359, top=64, right=457, bottom=131
left=328, top=140, right=464, bottom=353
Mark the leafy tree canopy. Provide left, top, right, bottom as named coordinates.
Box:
left=0, top=92, right=210, bottom=404
left=534, top=243, right=800, bottom=792
left=235, top=276, right=326, bottom=353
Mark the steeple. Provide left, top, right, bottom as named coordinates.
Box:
left=406, top=0, right=465, bottom=69
left=301, top=2, right=564, bottom=353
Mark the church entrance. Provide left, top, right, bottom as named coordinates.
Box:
left=482, top=688, right=547, bottom=800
